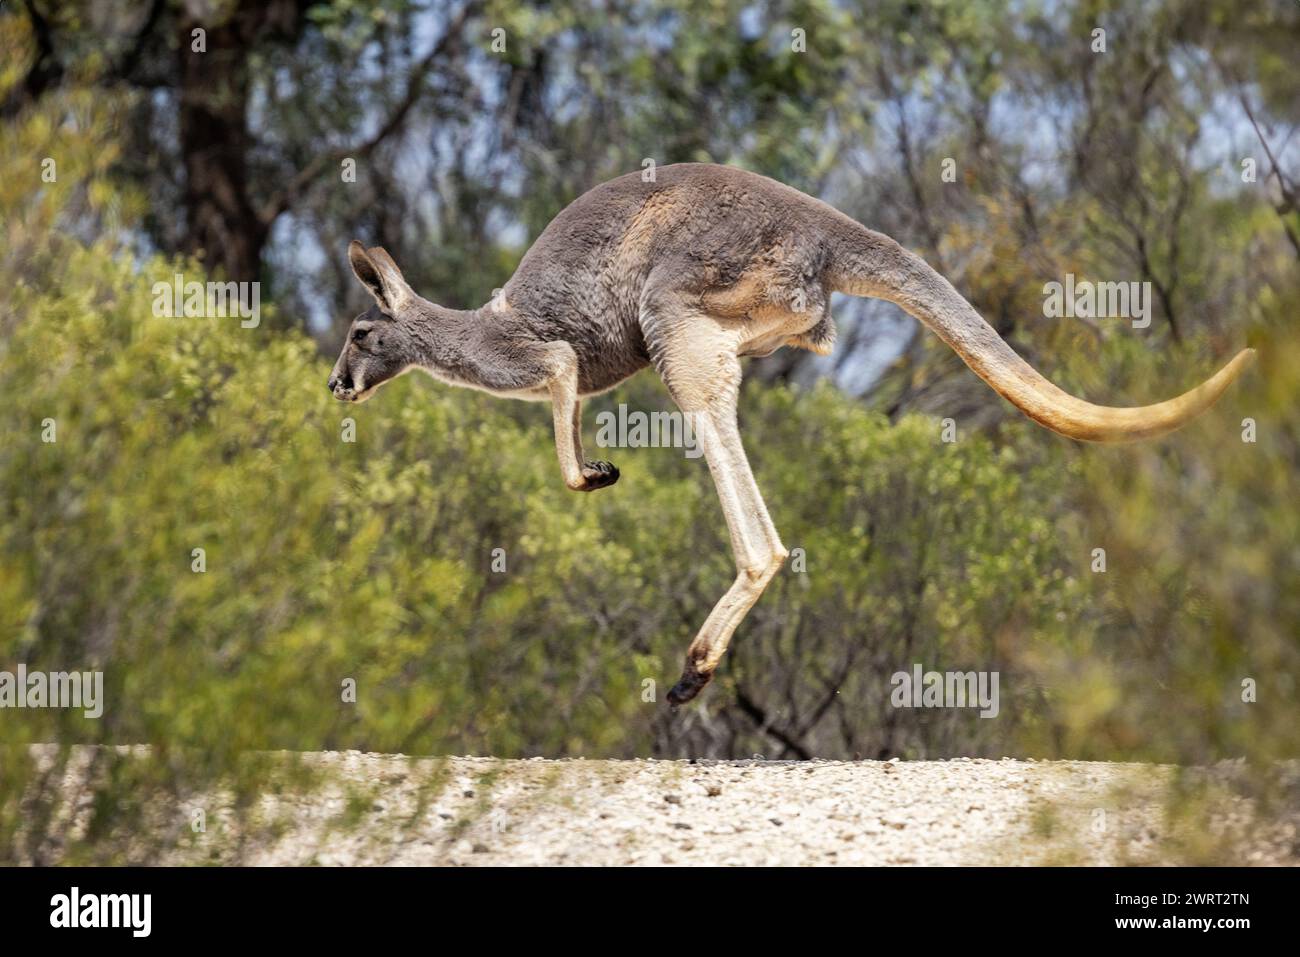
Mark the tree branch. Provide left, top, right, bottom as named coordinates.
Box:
left=257, top=0, right=481, bottom=225
left=734, top=686, right=813, bottom=760
left=1, top=0, right=63, bottom=118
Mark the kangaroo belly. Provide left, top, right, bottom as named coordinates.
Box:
left=574, top=332, right=651, bottom=395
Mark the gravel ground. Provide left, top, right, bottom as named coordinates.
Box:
left=23, top=747, right=1299, bottom=865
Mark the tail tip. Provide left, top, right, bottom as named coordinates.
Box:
left=1232, top=347, right=1258, bottom=377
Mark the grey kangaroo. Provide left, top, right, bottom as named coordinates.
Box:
left=328, top=162, right=1254, bottom=705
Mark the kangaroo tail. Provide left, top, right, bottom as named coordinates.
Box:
left=831, top=230, right=1254, bottom=443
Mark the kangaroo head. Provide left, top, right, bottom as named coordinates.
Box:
left=328, top=241, right=422, bottom=402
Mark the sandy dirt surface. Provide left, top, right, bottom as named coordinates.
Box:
left=24, top=747, right=1299, bottom=865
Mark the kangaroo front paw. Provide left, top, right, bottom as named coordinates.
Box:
left=575, top=460, right=620, bottom=491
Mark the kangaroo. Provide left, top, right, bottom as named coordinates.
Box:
left=327, top=162, right=1254, bottom=705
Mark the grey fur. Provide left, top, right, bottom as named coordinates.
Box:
left=329, top=165, right=863, bottom=402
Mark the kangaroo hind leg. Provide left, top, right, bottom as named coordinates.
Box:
left=644, top=314, right=788, bottom=705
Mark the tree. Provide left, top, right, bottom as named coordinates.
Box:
left=5, top=0, right=482, bottom=293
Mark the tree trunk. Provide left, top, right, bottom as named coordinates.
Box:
left=176, top=9, right=268, bottom=283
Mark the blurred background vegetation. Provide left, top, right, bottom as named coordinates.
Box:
left=0, top=0, right=1296, bottom=863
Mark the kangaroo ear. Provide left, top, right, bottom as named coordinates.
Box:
left=348, top=240, right=412, bottom=312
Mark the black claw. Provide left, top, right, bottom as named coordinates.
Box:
left=667, top=664, right=712, bottom=706
left=579, top=460, right=620, bottom=491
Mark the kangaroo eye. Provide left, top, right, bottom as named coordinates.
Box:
left=353, top=327, right=370, bottom=342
